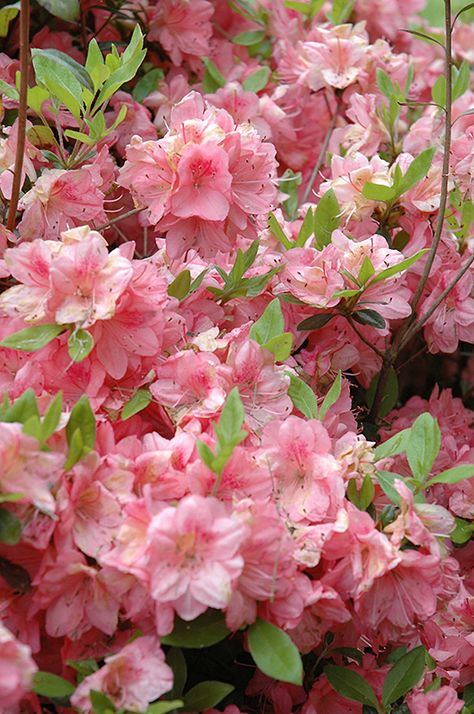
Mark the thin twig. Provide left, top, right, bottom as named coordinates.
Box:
left=409, top=0, right=452, bottom=315
left=347, top=318, right=385, bottom=359
left=94, top=206, right=144, bottom=231
left=401, top=252, right=474, bottom=348
left=6, top=0, right=29, bottom=232
left=368, top=0, right=453, bottom=422
left=301, top=93, right=339, bottom=205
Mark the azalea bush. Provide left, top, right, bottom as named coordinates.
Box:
left=1, top=0, right=474, bottom=712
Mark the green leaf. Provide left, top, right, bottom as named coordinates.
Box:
left=431, top=74, right=446, bottom=107
left=453, top=60, right=470, bottom=101
left=4, top=388, right=40, bottom=425
left=376, top=68, right=395, bottom=99
left=0, top=2, right=20, bottom=38
left=347, top=473, right=375, bottom=511
left=95, top=27, right=146, bottom=107
left=160, top=610, right=230, bottom=648
left=167, top=648, right=187, bottom=698
left=358, top=256, right=375, bottom=285
left=263, top=332, right=293, bottom=361
left=32, top=46, right=94, bottom=98
left=0, top=493, right=24, bottom=503
left=233, top=30, right=266, bottom=45
left=376, top=470, right=411, bottom=505
left=314, top=189, right=341, bottom=249
left=250, top=298, right=285, bottom=345
left=268, top=212, right=292, bottom=249
left=352, top=309, right=386, bottom=330
left=287, top=373, right=318, bottom=419
left=426, top=464, right=474, bottom=487
left=366, top=366, right=399, bottom=419
left=374, top=428, right=410, bottom=461
left=133, top=67, right=164, bottom=102
left=325, top=665, right=380, bottom=709
left=242, top=66, right=271, bottom=92
left=297, top=313, right=335, bottom=330
left=168, top=270, right=192, bottom=301
left=369, top=250, right=428, bottom=285
left=319, top=371, right=342, bottom=420
left=121, top=389, right=152, bottom=421
left=202, top=57, right=226, bottom=92
left=0, top=324, right=65, bottom=352
left=66, top=658, right=98, bottom=683
left=296, top=207, right=314, bottom=247
left=32, top=672, right=75, bottom=699
left=406, top=413, right=441, bottom=481
left=463, top=683, right=474, bottom=710
left=66, top=395, right=96, bottom=452
left=396, top=147, right=436, bottom=195
left=68, top=329, right=94, bottom=363
left=0, top=508, right=21, bottom=545
left=248, top=618, right=303, bottom=686
left=280, top=168, right=303, bottom=219
left=147, top=701, right=184, bottom=714
left=327, top=0, right=355, bottom=24
left=183, top=682, right=233, bottom=712
left=64, top=427, right=84, bottom=471
left=35, top=0, right=79, bottom=21
left=90, top=689, right=115, bottom=714
left=216, top=387, right=246, bottom=446
left=0, top=78, right=19, bottom=100
left=333, top=647, right=364, bottom=665
left=361, top=182, right=396, bottom=202
left=382, top=646, right=426, bottom=707
left=450, top=517, right=473, bottom=545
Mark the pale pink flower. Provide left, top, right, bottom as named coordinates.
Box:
left=406, top=685, right=464, bottom=714
left=331, top=230, right=413, bottom=319
left=278, top=247, right=343, bottom=307
left=146, top=495, right=247, bottom=620
left=0, top=226, right=133, bottom=329
left=0, top=422, right=63, bottom=513
left=0, top=120, right=39, bottom=200
left=150, top=350, right=228, bottom=422
left=71, top=636, right=173, bottom=712
left=115, top=135, right=175, bottom=224
left=422, top=269, right=474, bottom=354
left=33, top=544, right=123, bottom=639
left=320, top=152, right=391, bottom=222
left=147, top=0, right=214, bottom=67
left=262, top=416, right=345, bottom=522
left=226, top=339, right=292, bottom=429
left=0, top=623, right=37, bottom=709
left=17, top=168, right=106, bottom=241
left=170, top=142, right=232, bottom=221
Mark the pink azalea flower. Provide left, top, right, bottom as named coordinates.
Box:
left=147, top=0, right=214, bottom=67
left=170, top=142, right=232, bottom=221
left=262, top=416, right=345, bottom=522
left=17, top=168, right=106, bottom=241
left=146, top=495, right=247, bottom=620
left=406, top=685, right=464, bottom=714
left=0, top=623, right=37, bottom=709
left=278, top=246, right=343, bottom=307
left=0, top=422, right=63, bottom=513
left=71, top=636, right=173, bottom=712
left=33, top=544, right=123, bottom=639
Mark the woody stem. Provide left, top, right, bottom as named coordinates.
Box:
left=6, top=0, right=30, bottom=232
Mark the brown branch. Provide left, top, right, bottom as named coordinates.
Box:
left=6, top=0, right=29, bottom=232
left=301, top=92, right=340, bottom=205
left=94, top=206, right=144, bottom=231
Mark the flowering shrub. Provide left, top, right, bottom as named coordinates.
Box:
left=0, top=0, right=473, bottom=713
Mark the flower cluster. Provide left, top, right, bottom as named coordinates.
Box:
left=0, top=0, right=473, bottom=713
